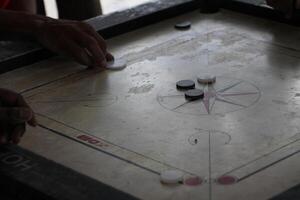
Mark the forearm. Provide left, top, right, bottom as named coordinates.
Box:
left=0, top=9, right=112, bottom=68
left=0, top=9, right=52, bottom=36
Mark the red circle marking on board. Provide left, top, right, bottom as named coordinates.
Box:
left=216, top=175, right=237, bottom=185
left=184, top=176, right=203, bottom=186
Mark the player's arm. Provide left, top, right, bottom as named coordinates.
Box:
left=0, top=9, right=113, bottom=68
left=0, top=88, right=37, bottom=144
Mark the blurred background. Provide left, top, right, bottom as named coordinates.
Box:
left=43, top=0, right=269, bottom=20
left=43, top=0, right=157, bottom=18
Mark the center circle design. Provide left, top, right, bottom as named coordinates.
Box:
left=157, top=76, right=260, bottom=116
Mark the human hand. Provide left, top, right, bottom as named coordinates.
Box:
left=0, top=88, right=37, bottom=145
left=35, top=19, right=114, bottom=68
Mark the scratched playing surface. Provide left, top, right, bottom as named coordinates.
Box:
left=1, top=10, right=300, bottom=200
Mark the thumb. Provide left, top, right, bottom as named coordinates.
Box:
left=0, top=107, right=33, bottom=123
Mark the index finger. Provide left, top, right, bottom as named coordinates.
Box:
left=80, top=23, right=107, bottom=54
left=16, top=95, right=37, bottom=127
left=81, top=24, right=115, bottom=62
left=77, top=35, right=107, bottom=68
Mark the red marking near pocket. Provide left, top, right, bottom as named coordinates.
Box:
left=216, top=175, right=237, bottom=185
left=184, top=176, right=203, bottom=186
